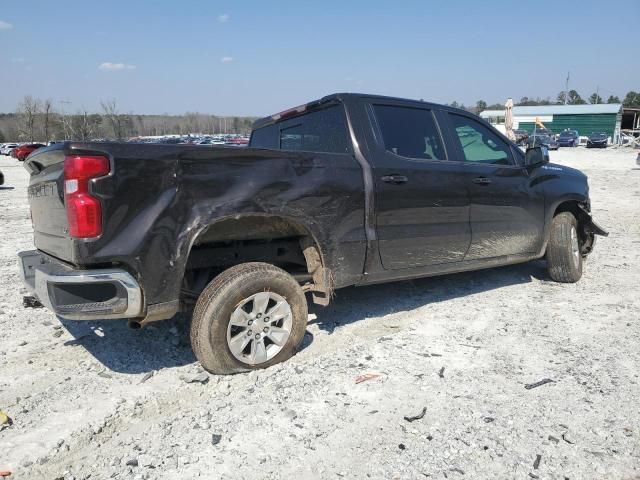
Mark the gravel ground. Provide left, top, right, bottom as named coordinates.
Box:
left=1, top=148, right=639, bottom=480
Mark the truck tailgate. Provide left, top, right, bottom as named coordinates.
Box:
left=24, top=147, right=74, bottom=261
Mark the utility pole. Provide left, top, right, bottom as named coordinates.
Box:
left=564, top=71, right=570, bottom=105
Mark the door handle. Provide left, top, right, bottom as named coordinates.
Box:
left=472, top=177, right=492, bottom=185
left=381, top=175, right=408, bottom=184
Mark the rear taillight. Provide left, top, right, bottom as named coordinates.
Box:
left=64, top=155, right=110, bottom=238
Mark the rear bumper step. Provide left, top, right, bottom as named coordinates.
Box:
left=18, top=250, right=143, bottom=320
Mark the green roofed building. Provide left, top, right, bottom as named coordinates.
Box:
left=480, top=104, right=623, bottom=142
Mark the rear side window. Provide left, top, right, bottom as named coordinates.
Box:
left=372, top=105, right=446, bottom=160
left=279, top=105, right=351, bottom=154
left=448, top=113, right=513, bottom=165
left=250, top=125, right=279, bottom=149
left=250, top=104, right=352, bottom=154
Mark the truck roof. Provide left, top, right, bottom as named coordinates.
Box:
left=252, top=93, right=443, bottom=130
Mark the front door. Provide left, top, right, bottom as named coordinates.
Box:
left=444, top=112, right=545, bottom=260
left=366, top=103, right=471, bottom=270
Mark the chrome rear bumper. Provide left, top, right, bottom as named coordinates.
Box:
left=18, top=250, right=143, bottom=320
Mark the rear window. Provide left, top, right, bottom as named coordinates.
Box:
left=250, top=104, right=352, bottom=154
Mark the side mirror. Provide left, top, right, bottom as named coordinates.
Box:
left=525, top=146, right=549, bottom=166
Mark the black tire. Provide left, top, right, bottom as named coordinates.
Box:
left=547, top=212, right=582, bottom=283
left=190, top=262, right=308, bottom=374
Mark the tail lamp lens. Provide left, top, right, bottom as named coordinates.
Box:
left=63, top=155, right=110, bottom=238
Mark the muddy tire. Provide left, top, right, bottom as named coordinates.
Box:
left=547, top=212, right=582, bottom=283
left=190, top=262, right=308, bottom=374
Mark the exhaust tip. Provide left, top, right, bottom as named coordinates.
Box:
left=128, top=320, right=142, bottom=330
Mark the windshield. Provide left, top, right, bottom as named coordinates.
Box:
left=591, top=133, right=606, bottom=138
left=559, top=132, right=574, bottom=137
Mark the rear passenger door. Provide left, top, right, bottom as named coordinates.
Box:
left=443, top=112, right=545, bottom=259
left=248, top=103, right=367, bottom=288
left=365, top=102, right=471, bottom=270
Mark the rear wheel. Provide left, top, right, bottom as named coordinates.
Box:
left=190, top=262, right=308, bottom=374
left=547, top=212, right=583, bottom=283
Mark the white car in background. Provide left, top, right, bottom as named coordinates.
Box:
left=1, top=143, right=18, bottom=155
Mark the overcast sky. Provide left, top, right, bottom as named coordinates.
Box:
left=0, top=0, right=638, bottom=116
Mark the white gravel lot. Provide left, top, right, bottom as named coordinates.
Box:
left=0, top=147, right=639, bottom=480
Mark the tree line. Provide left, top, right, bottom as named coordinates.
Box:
left=455, top=90, right=640, bottom=114
left=0, top=96, right=258, bottom=143
left=2, top=90, right=639, bottom=143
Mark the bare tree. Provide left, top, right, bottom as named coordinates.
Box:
left=42, top=99, right=54, bottom=141
left=0, top=107, right=258, bottom=142
left=205, top=115, right=217, bottom=134
left=101, top=99, right=127, bottom=140
left=58, top=100, right=73, bottom=140
left=17, top=95, right=41, bottom=142
left=69, top=108, right=101, bottom=141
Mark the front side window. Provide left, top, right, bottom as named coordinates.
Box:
left=372, top=105, right=446, bottom=160
left=449, top=113, right=513, bottom=165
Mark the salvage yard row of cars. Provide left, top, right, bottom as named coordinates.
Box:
left=2, top=126, right=609, bottom=162
left=0, top=135, right=251, bottom=160
left=0, top=128, right=606, bottom=163
left=517, top=129, right=611, bottom=150
left=0, top=143, right=46, bottom=160
left=1, top=142, right=47, bottom=159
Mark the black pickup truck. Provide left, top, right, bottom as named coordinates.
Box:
left=19, top=93, right=607, bottom=374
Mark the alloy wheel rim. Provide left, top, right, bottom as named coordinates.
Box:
left=226, top=291, right=293, bottom=365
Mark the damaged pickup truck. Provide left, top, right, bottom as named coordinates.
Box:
left=19, top=93, right=608, bottom=374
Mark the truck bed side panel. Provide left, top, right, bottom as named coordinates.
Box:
left=40, top=143, right=366, bottom=309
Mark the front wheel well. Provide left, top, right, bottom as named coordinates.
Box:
left=551, top=200, right=595, bottom=256
left=553, top=200, right=585, bottom=219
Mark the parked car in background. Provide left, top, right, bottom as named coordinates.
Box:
left=557, top=130, right=579, bottom=147
left=527, top=134, right=558, bottom=150
left=514, top=129, right=529, bottom=145
left=225, top=137, right=249, bottom=147
left=532, top=128, right=553, bottom=137
left=158, top=137, right=183, bottom=145
left=586, top=132, right=608, bottom=148
left=14, top=143, right=46, bottom=161
left=1, top=143, right=19, bottom=156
